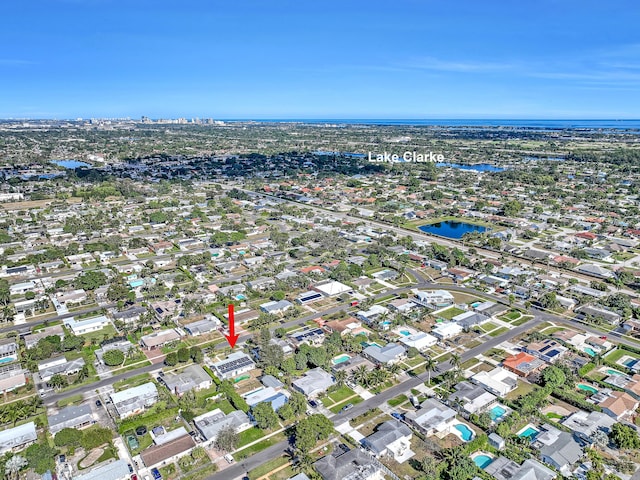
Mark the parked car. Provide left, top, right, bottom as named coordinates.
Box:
left=95, top=400, right=102, bottom=407
left=128, top=464, right=134, bottom=473
left=341, top=403, right=353, bottom=412
left=151, top=468, right=162, bottom=480
left=224, top=454, right=234, bottom=464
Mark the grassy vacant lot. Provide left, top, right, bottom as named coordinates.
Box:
left=511, top=315, right=534, bottom=326
left=237, top=427, right=265, bottom=448
left=438, top=307, right=466, bottom=320
left=480, top=322, right=499, bottom=332
left=505, top=382, right=538, bottom=401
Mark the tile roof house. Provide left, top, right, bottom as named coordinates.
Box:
left=502, top=352, right=546, bottom=377
left=361, top=420, right=414, bottom=463
left=140, top=434, right=196, bottom=469
left=598, top=390, right=639, bottom=420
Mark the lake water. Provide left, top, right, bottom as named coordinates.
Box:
left=436, top=162, right=504, bottom=172
left=51, top=159, right=91, bottom=168
left=419, top=220, right=488, bottom=239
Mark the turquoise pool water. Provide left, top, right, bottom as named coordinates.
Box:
left=471, top=302, right=482, bottom=308
left=235, top=294, right=247, bottom=300
left=519, top=427, right=539, bottom=439
left=577, top=384, right=598, bottom=394
left=473, top=455, right=493, bottom=469
left=607, top=369, right=624, bottom=376
left=454, top=424, right=474, bottom=441
left=584, top=347, right=597, bottom=356
left=0, top=357, right=13, bottom=365
left=490, top=405, right=507, bottom=421
left=381, top=321, right=392, bottom=327
left=332, top=354, right=351, bottom=365
left=399, top=330, right=411, bottom=336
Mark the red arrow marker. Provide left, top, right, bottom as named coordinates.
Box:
left=225, top=304, right=239, bottom=349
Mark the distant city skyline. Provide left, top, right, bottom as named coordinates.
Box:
left=1, top=0, right=639, bottom=119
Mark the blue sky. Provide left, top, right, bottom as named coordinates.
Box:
left=1, top=0, right=639, bottom=119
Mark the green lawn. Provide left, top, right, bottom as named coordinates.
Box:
left=79, top=324, right=118, bottom=346
left=237, top=427, right=266, bottom=448
left=438, top=307, right=465, bottom=320
left=247, top=456, right=289, bottom=480
left=511, top=315, right=534, bottom=326
left=329, top=396, right=364, bottom=414
left=480, top=322, right=499, bottom=332
left=606, top=348, right=640, bottom=363
left=388, top=394, right=408, bottom=407
left=323, top=386, right=356, bottom=406
left=505, top=382, right=539, bottom=400
left=488, top=327, right=509, bottom=337
left=235, top=432, right=286, bottom=461
left=113, top=373, right=153, bottom=392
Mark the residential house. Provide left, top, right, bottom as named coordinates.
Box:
left=260, top=300, right=293, bottom=315
left=598, top=390, right=639, bottom=420
left=140, top=434, right=196, bottom=469
left=0, top=422, right=37, bottom=454
left=361, top=420, right=414, bottom=463
left=484, top=457, right=556, bottom=480
left=211, top=352, right=256, bottom=380
left=523, top=339, right=568, bottom=363
left=38, top=356, right=85, bottom=383
left=405, top=398, right=457, bottom=437
left=194, top=408, right=252, bottom=444
left=48, top=404, right=95, bottom=434
left=532, top=423, right=583, bottom=476
left=561, top=410, right=616, bottom=444
left=162, top=365, right=212, bottom=395
left=448, top=381, right=497, bottom=416
left=244, top=386, right=288, bottom=411
left=289, top=327, right=325, bottom=347
left=140, top=328, right=182, bottom=350
left=314, top=448, right=385, bottom=480
left=471, top=367, right=519, bottom=397
left=412, top=289, right=455, bottom=308
left=72, top=459, right=131, bottom=480
left=0, top=365, right=27, bottom=394
left=356, top=305, right=389, bottom=325
left=363, top=343, right=406, bottom=366
left=63, top=315, right=111, bottom=336
left=110, top=382, right=158, bottom=419
left=292, top=367, right=335, bottom=398
left=398, top=331, right=437, bottom=352
left=431, top=322, right=463, bottom=340
left=502, top=352, right=547, bottom=377
left=183, top=316, right=220, bottom=336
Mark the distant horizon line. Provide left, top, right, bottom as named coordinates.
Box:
left=3, top=117, right=640, bottom=122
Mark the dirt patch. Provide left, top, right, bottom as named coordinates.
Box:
left=79, top=447, right=104, bottom=469
left=0, top=197, right=82, bottom=210
left=143, top=349, right=166, bottom=364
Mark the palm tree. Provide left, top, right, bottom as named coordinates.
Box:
left=353, top=365, right=369, bottom=387
left=386, top=364, right=401, bottom=377
left=450, top=353, right=461, bottom=371
left=425, top=357, right=438, bottom=385
left=334, top=370, right=347, bottom=387
left=4, top=455, right=27, bottom=480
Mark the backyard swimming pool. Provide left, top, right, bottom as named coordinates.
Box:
left=0, top=357, right=14, bottom=365
left=473, top=454, right=494, bottom=469
left=453, top=423, right=474, bottom=441
left=332, top=354, right=351, bottom=365
left=489, top=405, right=507, bottom=421
left=577, top=384, right=598, bottom=394
left=584, top=347, right=597, bottom=356
left=399, top=330, right=411, bottom=336
left=518, top=426, right=540, bottom=439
